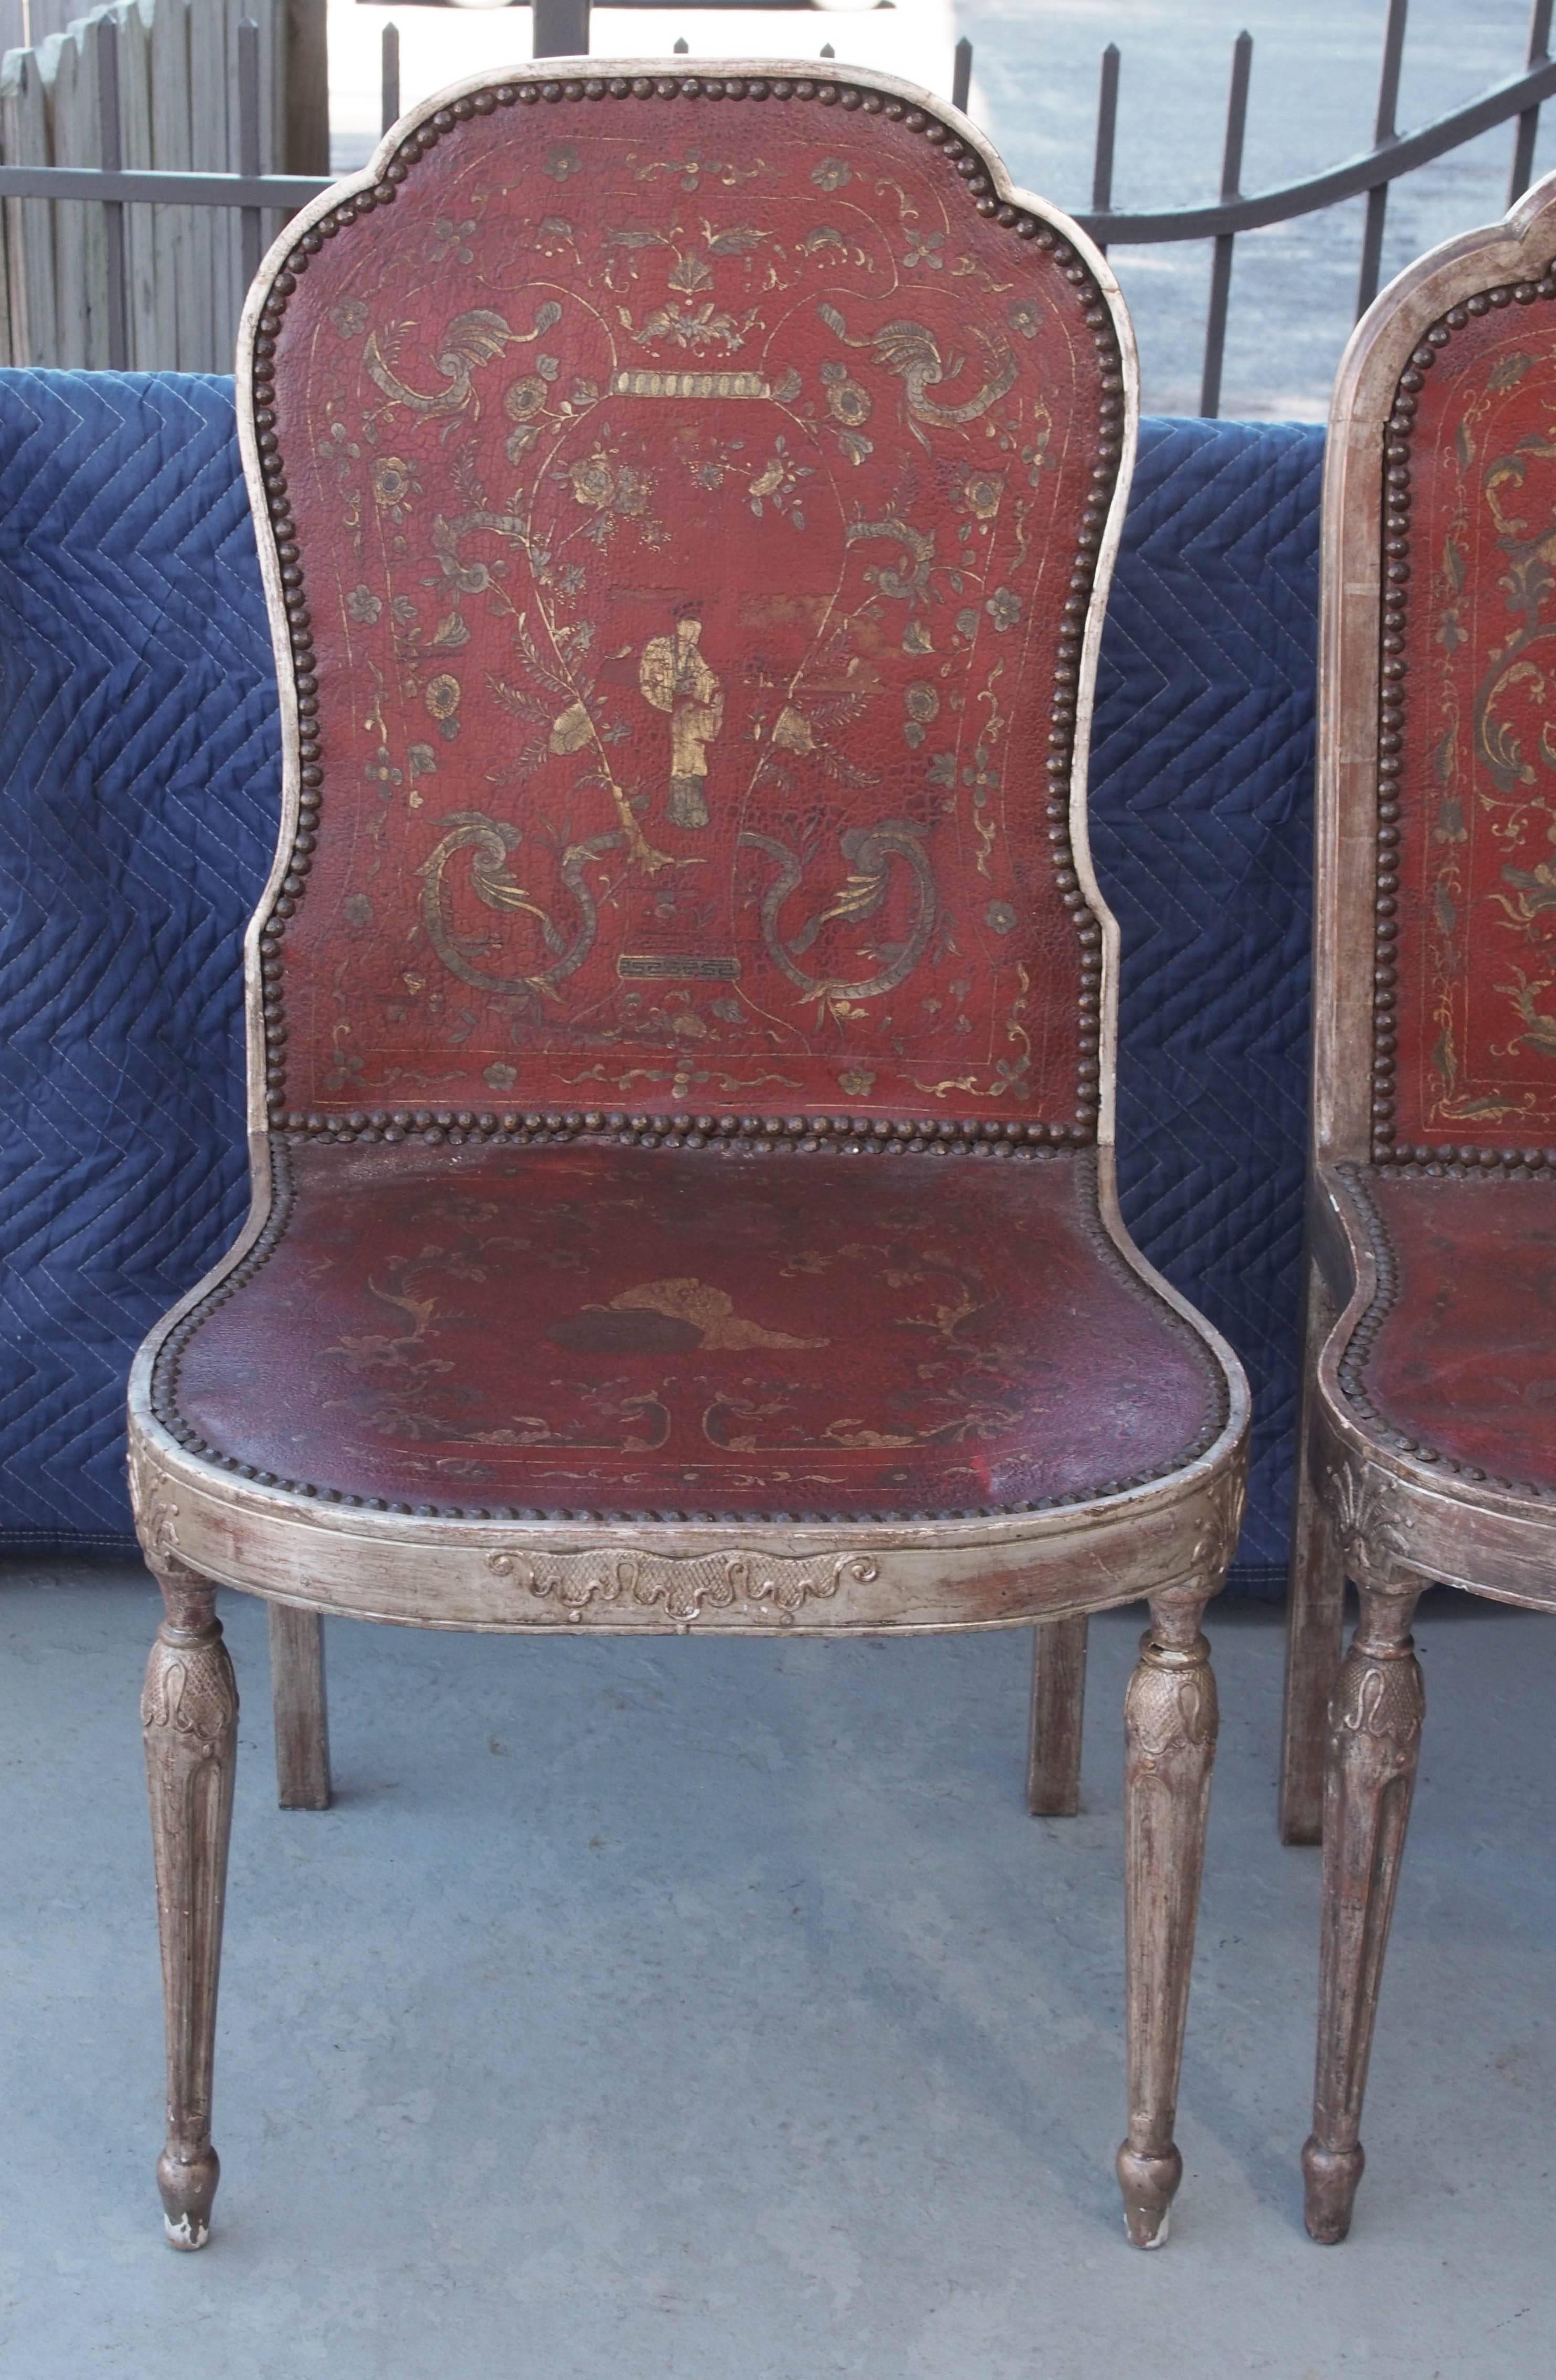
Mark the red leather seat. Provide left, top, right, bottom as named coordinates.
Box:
left=162, top=1139, right=1225, bottom=1524
left=1331, top=1166, right=1556, bottom=1496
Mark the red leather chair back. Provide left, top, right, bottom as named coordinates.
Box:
left=1377, top=276, right=1556, bottom=1160
left=249, top=69, right=1125, bottom=1152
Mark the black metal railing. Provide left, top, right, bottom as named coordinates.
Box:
left=0, top=1, right=1551, bottom=409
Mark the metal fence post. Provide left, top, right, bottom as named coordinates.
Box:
left=1199, top=29, right=1251, bottom=419
left=381, top=21, right=400, bottom=138
left=1356, top=0, right=1409, bottom=318
left=952, top=37, right=972, bottom=117
left=238, top=18, right=262, bottom=293
left=532, top=0, right=590, bottom=61
left=1092, top=44, right=1120, bottom=256
left=94, top=12, right=128, bottom=371
left=1509, top=0, right=1554, bottom=202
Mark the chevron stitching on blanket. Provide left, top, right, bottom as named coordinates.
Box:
left=0, top=386, right=1320, bottom=1587
left=0, top=371, right=279, bottom=1548
left=1094, top=419, right=1322, bottom=1575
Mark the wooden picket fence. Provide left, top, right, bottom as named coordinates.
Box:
left=0, top=0, right=322, bottom=368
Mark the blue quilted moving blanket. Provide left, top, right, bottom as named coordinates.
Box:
left=0, top=373, right=1321, bottom=1588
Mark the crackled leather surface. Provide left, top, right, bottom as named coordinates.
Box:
left=1343, top=1166, right=1556, bottom=1492
left=267, top=89, right=1112, bottom=1126
left=160, top=1143, right=1225, bottom=1521
left=1390, top=294, right=1556, bottom=1148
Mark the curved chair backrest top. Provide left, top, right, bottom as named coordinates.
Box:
left=240, top=64, right=1134, bottom=1162
left=1319, top=169, right=1556, bottom=1172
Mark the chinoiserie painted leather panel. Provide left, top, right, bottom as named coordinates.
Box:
left=1330, top=1164, right=1556, bottom=1495
left=1388, top=296, right=1556, bottom=1152
left=264, top=90, right=1108, bottom=1130
left=162, top=1142, right=1224, bottom=1522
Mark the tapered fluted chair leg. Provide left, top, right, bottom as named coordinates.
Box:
left=1303, top=1577, right=1424, bottom=2244
left=1026, top=1614, right=1088, bottom=1815
left=1117, top=1585, right=1220, bottom=2248
left=143, top=1568, right=238, bottom=2250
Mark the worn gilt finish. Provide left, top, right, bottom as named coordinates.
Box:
left=126, top=59, right=1248, bottom=2249
left=1283, top=165, right=1556, bottom=2241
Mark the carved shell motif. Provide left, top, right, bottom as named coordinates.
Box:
left=1322, top=1457, right=1414, bottom=1589
left=485, top=1546, right=881, bottom=1624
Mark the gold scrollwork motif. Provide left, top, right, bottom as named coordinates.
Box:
left=418, top=815, right=619, bottom=998
left=364, top=302, right=562, bottom=422
left=740, top=824, right=937, bottom=1008
left=484, top=1546, right=881, bottom=1623
left=818, top=306, right=1018, bottom=441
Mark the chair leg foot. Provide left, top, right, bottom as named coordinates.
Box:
left=1304, top=1576, right=1423, bottom=2246
left=1300, top=2136, right=1364, bottom=2244
left=158, top=2145, right=220, bottom=2250
left=1117, top=1585, right=1220, bottom=2250
left=144, top=1568, right=237, bottom=2251
left=1026, top=1615, right=1087, bottom=1815
left=1116, top=2143, right=1182, bottom=2247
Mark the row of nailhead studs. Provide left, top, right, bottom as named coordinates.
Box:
left=252, top=69, right=1120, bottom=1144
left=146, top=1451, right=1219, bottom=1525
left=1373, top=269, right=1556, bottom=1170
left=280, top=1110, right=1092, bottom=1150
left=1337, top=1163, right=1555, bottom=1496
left=150, top=1145, right=294, bottom=1450
left=150, top=1146, right=1219, bottom=1522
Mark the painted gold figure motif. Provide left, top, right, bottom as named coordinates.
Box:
left=638, top=618, right=724, bottom=827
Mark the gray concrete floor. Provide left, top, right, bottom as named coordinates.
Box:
left=0, top=1568, right=1551, bottom=2377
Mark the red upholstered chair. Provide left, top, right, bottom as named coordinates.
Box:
left=127, top=61, right=1247, bottom=2251
left=1280, top=171, right=1556, bottom=2244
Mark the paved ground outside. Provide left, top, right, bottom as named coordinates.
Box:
left=330, top=0, right=1556, bottom=414
left=0, top=1570, right=1551, bottom=2376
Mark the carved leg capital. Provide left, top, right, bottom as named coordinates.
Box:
left=1118, top=1592, right=1221, bottom=2248
left=143, top=1572, right=238, bottom=2250
left=1304, top=1577, right=1424, bottom=2245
